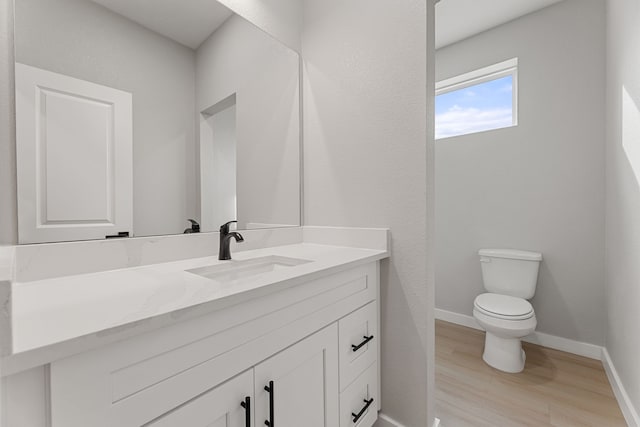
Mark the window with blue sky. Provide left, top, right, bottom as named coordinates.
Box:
left=435, top=58, right=518, bottom=140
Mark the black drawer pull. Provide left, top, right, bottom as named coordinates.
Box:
left=351, top=398, right=374, bottom=423
left=351, top=335, right=374, bottom=352
left=264, top=381, right=274, bottom=426
left=240, top=396, right=250, bottom=427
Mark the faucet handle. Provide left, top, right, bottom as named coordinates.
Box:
left=186, top=219, right=200, bottom=233
left=220, top=220, right=238, bottom=234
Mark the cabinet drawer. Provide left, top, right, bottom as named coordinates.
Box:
left=338, top=302, right=377, bottom=390
left=340, top=362, right=378, bottom=427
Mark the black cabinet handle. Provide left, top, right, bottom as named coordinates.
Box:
left=264, top=381, right=274, bottom=426
left=351, top=335, right=374, bottom=352
left=105, top=231, right=129, bottom=239
left=240, top=396, right=250, bottom=427
left=351, top=398, right=374, bottom=423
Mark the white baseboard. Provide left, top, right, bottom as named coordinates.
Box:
left=602, top=348, right=640, bottom=427
left=375, top=413, right=406, bottom=427
left=436, top=308, right=482, bottom=331
left=374, top=413, right=440, bottom=427
left=435, top=308, right=603, bottom=360
left=524, top=330, right=603, bottom=360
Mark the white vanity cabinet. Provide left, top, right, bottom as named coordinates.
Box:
left=149, top=324, right=338, bottom=427
left=40, top=261, right=380, bottom=427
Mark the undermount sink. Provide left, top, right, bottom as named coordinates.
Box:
left=186, top=255, right=312, bottom=282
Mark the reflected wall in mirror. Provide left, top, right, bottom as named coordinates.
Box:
left=13, top=0, right=300, bottom=244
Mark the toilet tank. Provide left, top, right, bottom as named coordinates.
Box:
left=478, top=249, right=542, bottom=299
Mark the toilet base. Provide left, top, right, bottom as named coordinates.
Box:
left=482, top=331, right=526, bottom=373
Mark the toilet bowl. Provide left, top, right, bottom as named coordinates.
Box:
left=473, top=249, right=542, bottom=373
left=473, top=293, right=537, bottom=373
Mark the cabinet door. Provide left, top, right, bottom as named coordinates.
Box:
left=15, top=62, right=133, bottom=243
left=147, top=369, right=253, bottom=427
left=254, top=324, right=339, bottom=427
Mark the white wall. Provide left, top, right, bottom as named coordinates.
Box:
left=302, top=1, right=435, bottom=426
left=14, top=0, right=197, bottom=238
left=200, top=104, right=237, bottom=230
left=196, top=14, right=300, bottom=229
left=0, top=0, right=16, bottom=245
left=217, top=0, right=301, bottom=52
left=435, top=0, right=607, bottom=345
left=605, top=0, right=640, bottom=418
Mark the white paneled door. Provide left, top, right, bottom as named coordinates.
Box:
left=254, top=324, right=339, bottom=427
left=15, top=63, right=133, bottom=243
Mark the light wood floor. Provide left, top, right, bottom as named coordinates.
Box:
left=436, top=320, right=627, bottom=427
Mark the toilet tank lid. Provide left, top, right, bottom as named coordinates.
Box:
left=478, top=249, right=542, bottom=261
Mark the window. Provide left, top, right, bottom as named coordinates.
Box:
left=435, top=58, right=518, bottom=140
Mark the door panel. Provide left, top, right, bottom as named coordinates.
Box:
left=254, top=324, right=339, bottom=427
left=15, top=62, right=133, bottom=243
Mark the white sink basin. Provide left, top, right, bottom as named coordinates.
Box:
left=186, top=255, right=311, bottom=282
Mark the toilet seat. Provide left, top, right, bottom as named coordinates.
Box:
left=474, top=293, right=534, bottom=320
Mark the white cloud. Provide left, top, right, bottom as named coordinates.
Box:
left=435, top=105, right=513, bottom=139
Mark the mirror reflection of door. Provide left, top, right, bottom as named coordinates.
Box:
left=200, top=94, right=237, bottom=232
left=15, top=63, right=133, bottom=244
left=13, top=0, right=301, bottom=242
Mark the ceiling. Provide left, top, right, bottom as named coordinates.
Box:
left=90, top=0, right=565, bottom=53
left=90, top=0, right=233, bottom=49
left=436, top=0, right=564, bottom=49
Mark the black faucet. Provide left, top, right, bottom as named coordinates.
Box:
left=184, top=219, right=200, bottom=234
left=219, top=220, right=244, bottom=260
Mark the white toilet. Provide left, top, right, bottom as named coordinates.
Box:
left=473, top=248, right=542, bottom=373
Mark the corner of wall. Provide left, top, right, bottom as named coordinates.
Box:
left=0, top=0, right=18, bottom=246
left=216, top=0, right=302, bottom=54
left=426, top=0, right=437, bottom=425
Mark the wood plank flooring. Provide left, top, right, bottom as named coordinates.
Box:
left=436, top=320, right=627, bottom=427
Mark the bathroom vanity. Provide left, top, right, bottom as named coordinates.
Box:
left=3, top=1, right=390, bottom=425
left=1, top=228, right=388, bottom=427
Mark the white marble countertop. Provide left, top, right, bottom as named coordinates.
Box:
left=10, top=243, right=387, bottom=356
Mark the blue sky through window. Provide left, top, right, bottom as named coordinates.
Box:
left=435, top=75, right=513, bottom=139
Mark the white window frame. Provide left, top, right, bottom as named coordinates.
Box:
left=435, top=57, right=519, bottom=131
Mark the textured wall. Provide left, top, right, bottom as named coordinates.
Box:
left=0, top=0, right=16, bottom=245
left=217, top=0, right=301, bottom=52
left=302, top=0, right=435, bottom=425
left=435, top=0, right=607, bottom=346
left=605, top=0, right=640, bottom=420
